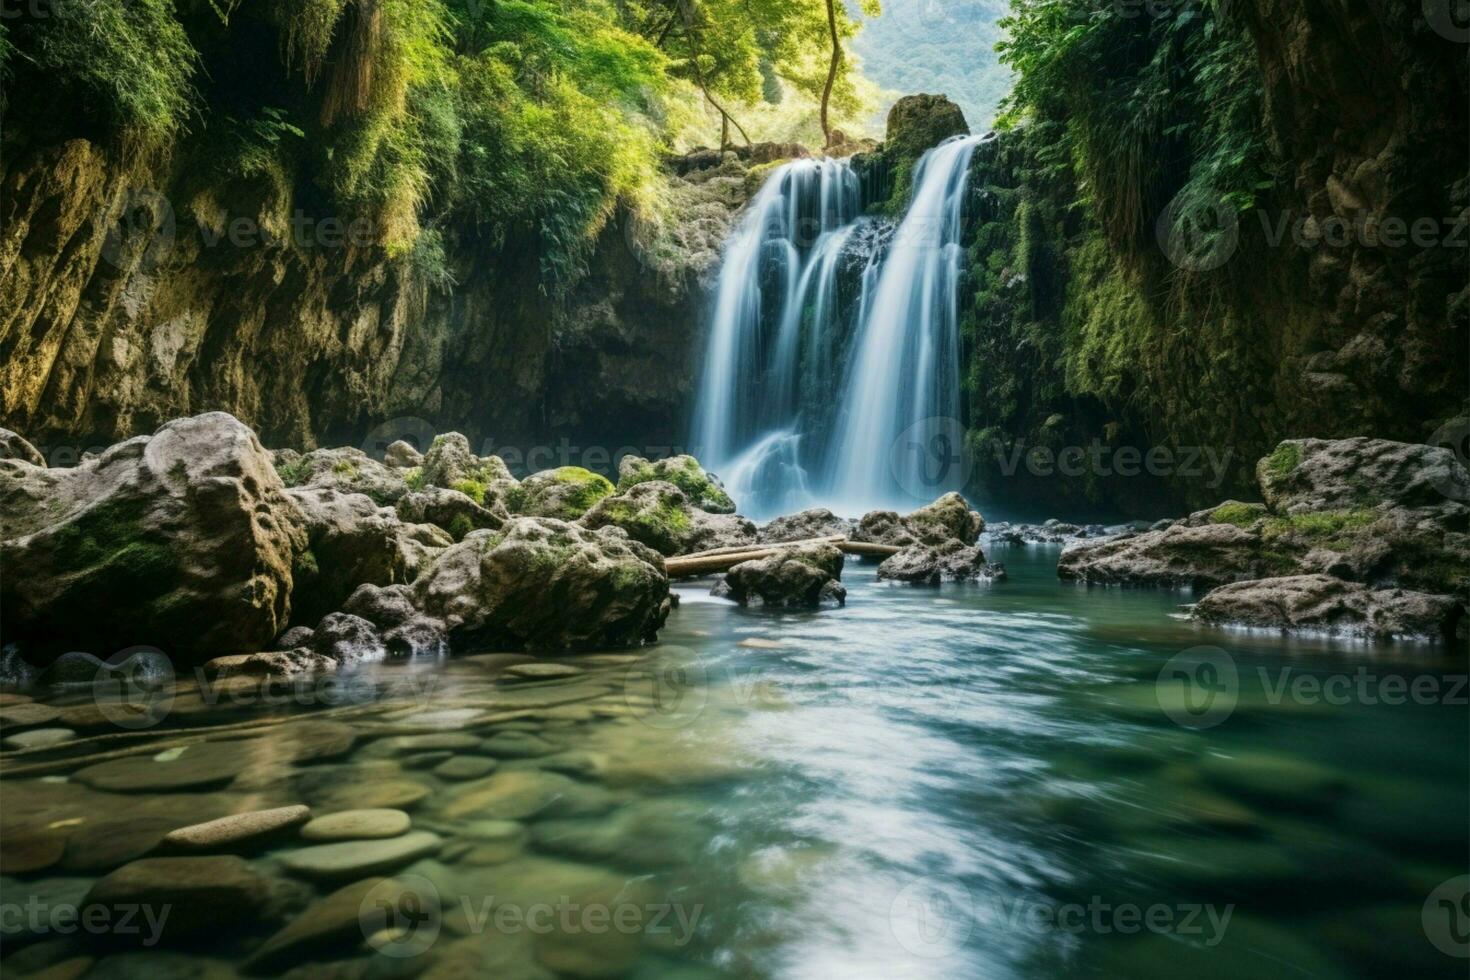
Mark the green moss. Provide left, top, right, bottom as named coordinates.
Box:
left=547, top=467, right=614, bottom=516
left=293, top=548, right=320, bottom=579
left=447, top=513, right=475, bottom=541
left=331, top=458, right=359, bottom=476
left=617, top=457, right=732, bottom=511
left=1210, top=502, right=1267, bottom=528
left=1262, top=509, right=1377, bottom=541
left=276, top=458, right=310, bottom=487
left=451, top=478, right=487, bottom=505
left=1264, top=443, right=1302, bottom=481
left=404, top=467, right=425, bottom=491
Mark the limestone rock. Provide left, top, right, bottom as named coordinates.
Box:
left=420, top=433, right=513, bottom=489
left=0, top=413, right=304, bottom=663
left=396, top=487, right=506, bottom=540
left=760, top=508, right=856, bottom=543
left=513, top=467, right=615, bottom=520
left=0, top=428, right=45, bottom=466
left=1257, top=437, right=1469, bottom=517
left=1192, top=575, right=1465, bottom=642
left=284, top=487, right=416, bottom=625
left=878, top=540, right=1000, bottom=585
left=616, top=454, right=735, bottom=513
left=412, top=517, right=671, bottom=650
left=1058, top=523, right=1266, bottom=590
left=854, top=492, right=983, bottom=548
left=383, top=440, right=423, bottom=468
left=273, top=447, right=409, bottom=506
left=712, top=543, right=846, bottom=608
left=579, top=480, right=756, bottom=556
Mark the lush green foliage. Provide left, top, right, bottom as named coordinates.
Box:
left=5, top=0, right=881, bottom=284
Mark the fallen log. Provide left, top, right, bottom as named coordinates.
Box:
left=663, top=535, right=901, bottom=578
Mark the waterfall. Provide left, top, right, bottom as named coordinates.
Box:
left=827, top=135, right=983, bottom=510
left=690, top=136, right=981, bottom=519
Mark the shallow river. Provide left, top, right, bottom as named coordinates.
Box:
left=1, top=543, right=1465, bottom=978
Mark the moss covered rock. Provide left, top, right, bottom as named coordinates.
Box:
left=580, top=480, right=757, bottom=556
left=395, top=487, right=506, bottom=541
left=616, top=454, right=735, bottom=513
left=0, top=413, right=305, bottom=663
left=854, top=492, right=984, bottom=548
left=411, top=517, right=671, bottom=651
left=273, top=447, right=409, bottom=507
left=712, top=543, right=846, bottom=608
left=513, top=467, right=615, bottom=521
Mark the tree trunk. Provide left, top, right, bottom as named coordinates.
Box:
left=821, top=0, right=842, bottom=146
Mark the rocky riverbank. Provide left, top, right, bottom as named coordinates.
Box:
left=1054, top=436, right=1469, bottom=643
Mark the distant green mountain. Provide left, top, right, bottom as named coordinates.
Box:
left=852, top=0, right=1012, bottom=133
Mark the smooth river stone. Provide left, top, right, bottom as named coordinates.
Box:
left=312, top=779, right=431, bottom=811
left=400, top=751, right=454, bottom=770
left=379, top=733, right=483, bottom=753
left=278, top=830, right=442, bottom=879
left=161, top=805, right=312, bottom=851
left=433, top=756, right=498, bottom=781
left=300, top=808, right=412, bottom=841
left=72, top=743, right=241, bottom=792
left=246, top=877, right=413, bottom=972
left=736, top=637, right=783, bottom=649
left=0, top=827, right=68, bottom=873
left=0, top=703, right=62, bottom=727
left=393, top=708, right=486, bottom=729
left=3, top=727, right=77, bottom=750
left=83, top=856, right=290, bottom=942
left=504, top=663, right=586, bottom=680
left=480, top=732, right=559, bottom=758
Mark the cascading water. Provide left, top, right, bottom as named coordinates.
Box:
left=690, top=135, right=984, bottom=519
left=826, top=134, right=983, bottom=511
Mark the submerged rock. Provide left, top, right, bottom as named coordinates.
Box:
left=616, top=453, right=735, bottom=513
left=83, top=855, right=296, bottom=944
left=0, top=412, right=304, bottom=663
left=712, top=543, right=846, bottom=608
left=1192, top=574, right=1464, bottom=642
left=412, top=517, right=671, bottom=650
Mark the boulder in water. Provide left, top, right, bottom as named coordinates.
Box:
left=712, top=543, right=846, bottom=608
left=580, top=480, right=757, bottom=556
left=854, top=492, right=984, bottom=548
left=1192, top=574, right=1464, bottom=642
left=1, top=413, right=304, bottom=664
left=878, top=540, right=1002, bottom=585
left=412, top=517, right=671, bottom=650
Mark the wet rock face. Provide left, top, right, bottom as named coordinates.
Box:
left=1192, top=575, right=1465, bottom=643
left=1057, top=523, right=1269, bottom=591
left=712, top=544, right=847, bottom=608
left=412, top=517, right=671, bottom=651
left=0, top=412, right=304, bottom=663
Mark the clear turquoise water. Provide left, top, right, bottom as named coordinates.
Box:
left=1, top=544, right=1465, bottom=978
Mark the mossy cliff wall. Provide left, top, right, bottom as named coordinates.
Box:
left=958, top=0, right=1467, bottom=517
